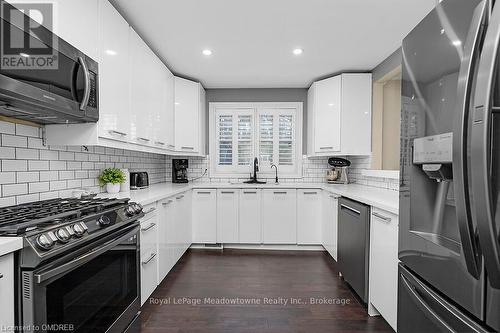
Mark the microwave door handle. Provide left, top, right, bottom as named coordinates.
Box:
left=471, top=1, right=500, bottom=288
left=452, top=0, right=486, bottom=279
left=78, top=56, right=91, bottom=111
left=34, top=227, right=138, bottom=284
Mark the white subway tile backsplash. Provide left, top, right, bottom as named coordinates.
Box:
left=0, top=196, right=16, bottom=207
left=0, top=147, right=15, bottom=159
left=3, top=160, right=28, bottom=172
left=59, top=171, right=75, bottom=180
left=40, top=171, right=58, bottom=181
left=15, top=124, right=39, bottom=137
left=17, top=172, right=39, bottom=183
left=28, top=160, right=49, bottom=171
left=40, top=150, right=58, bottom=160
left=0, top=121, right=15, bottom=135
left=50, top=180, right=66, bottom=191
left=3, top=183, right=28, bottom=196
left=59, top=151, right=75, bottom=160
left=17, top=193, right=40, bottom=204
left=27, top=137, right=45, bottom=149
left=2, top=134, right=27, bottom=148
left=49, top=160, right=66, bottom=170
left=16, top=148, right=39, bottom=160
left=67, top=161, right=82, bottom=170
left=67, top=179, right=82, bottom=189
left=0, top=172, right=16, bottom=184
left=29, top=182, right=50, bottom=193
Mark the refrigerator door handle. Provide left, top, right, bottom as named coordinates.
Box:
left=471, top=0, right=500, bottom=288
left=400, top=273, right=454, bottom=333
left=452, top=0, right=487, bottom=279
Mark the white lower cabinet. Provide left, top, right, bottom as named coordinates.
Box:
left=174, top=191, right=192, bottom=258
left=0, top=253, right=14, bottom=333
left=140, top=206, right=158, bottom=306
left=158, top=197, right=175, bottom=282
left=322, top=192, right=339, bottom=260
left=369, top=207, right=399, bottom=331
left=297, top=190, right=322, bottom=245
left=239, top=189, right=262, bottom=244
left=192, top=189, right=217, bottom=243
left=217, top=190, right=239, bottom=243
left=262, top=189, right=297, bottom=244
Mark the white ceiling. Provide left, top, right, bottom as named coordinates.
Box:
left=111, top=0, right=436, bottom=89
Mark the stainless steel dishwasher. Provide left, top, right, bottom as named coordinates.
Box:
left=337, top=197, right=370, bottom=303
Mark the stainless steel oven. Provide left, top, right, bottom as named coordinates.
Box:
left=20, top=226, right=140, bottom=333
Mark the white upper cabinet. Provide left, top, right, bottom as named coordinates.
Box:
left=130, top=29, right=155, bottom=146
left=98, top=0, right=131, bottom=142
left=308, top=73, right=372, bottom=156
left=164, top=69, right=175, bottom=150
left=175, top=77, right=205, bottom=155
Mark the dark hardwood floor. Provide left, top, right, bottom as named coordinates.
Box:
left=140, top=249, right=393, bottom=333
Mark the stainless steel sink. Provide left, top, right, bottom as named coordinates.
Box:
left=243, top=179, right=267, bottom=184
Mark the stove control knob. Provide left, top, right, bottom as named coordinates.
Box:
left=125, top=205, right=136, bottom=216
left=36, top=234, right=54, bottom=250
left=97, top=215, right=111, bottom=227
left=72, top=223, right=86, bottom=237
left=133, top=203, right=143, bottom=214
left=55, top=228, right=71, bottom=243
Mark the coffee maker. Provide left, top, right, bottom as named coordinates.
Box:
left=326, top=157, right=351, bottom=184
left=172, top=159, right=189, bottom=183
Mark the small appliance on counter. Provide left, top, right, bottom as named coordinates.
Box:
left=130, top=172, right=149, bottom=190
left=172, top=159, right=189, bottom=183
left=327, top=157, right=351, bottom=184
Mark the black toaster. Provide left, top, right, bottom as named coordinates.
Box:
left=130, top=172, right=149, bottom=190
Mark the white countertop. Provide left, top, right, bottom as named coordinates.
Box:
left=0, top=237, right=23, bottom=256
left=99, top=182, right=399, bottom=214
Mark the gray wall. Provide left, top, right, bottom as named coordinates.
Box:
left=205, top=88, right=308, bottom=154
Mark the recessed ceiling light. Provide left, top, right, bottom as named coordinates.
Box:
left=202, top=49, right=212, bottom=56
left=452, top=40, right=462, bottom=46
left=293, top=48, right=303, bottom=55
left=105, top=49, right=117, bottom=56
left=175, top=102, right=180, bottom=105
left=440, top=28, right=445, bottom=34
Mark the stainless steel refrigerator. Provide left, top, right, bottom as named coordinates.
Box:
left=399, top=0, right=500, bottom=331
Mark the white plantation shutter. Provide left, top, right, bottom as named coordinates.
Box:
left=279, top=115, right=294, bottom=166
left=237, top=114, right=253, bottom=166
left=211, top=103, right=301, bottom=177
left=218, top=115, right=233, bottom=166
left=259, top=114, right=274, bottom=164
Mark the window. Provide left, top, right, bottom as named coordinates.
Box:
left=210, top=103, right=303, bottom=178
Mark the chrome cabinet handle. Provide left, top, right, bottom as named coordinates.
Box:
left=243, top=191, right=257, bottom=194
left=303, top=191, right=318, bottom=195
left=109, top=130, right=127, bottom=137
left=196, top=191, right=212, bottom=194
left=320, top=147, right=333, bottom=150
left=273, top=191, right=287, bottom=194
left=142, top=252, right=157, bottom=265
left=372, top=212, right=391, bottom=223
left=144, top=207, right=156, bottom=215
left=340, top=204, right=360, bottom=215
left=141, top=222, right=156, bottom=232
left=176, top=195, right=185, bottom=200
left=155, top=141, right=165, bottom=145
left=221, top=191, right=235, bottom=194
left=137, top=137, right=150, bottom=142
left=162, top=199, right=173, bottom=205
left=78, top=56, right=90, bottom=110
left=181, top=146, right=194, bottom=150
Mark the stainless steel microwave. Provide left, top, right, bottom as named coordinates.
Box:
left=0, top=1, right=98, bottom=124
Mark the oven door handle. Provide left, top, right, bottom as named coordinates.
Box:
left=34, top=227, right=138, bottom=284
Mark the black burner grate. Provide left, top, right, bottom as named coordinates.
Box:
left=0, top=197, right=129, bottom=235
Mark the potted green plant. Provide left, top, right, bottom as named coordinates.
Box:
left=98, top=168, right=126, bottom=194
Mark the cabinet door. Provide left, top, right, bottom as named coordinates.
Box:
left=97, top=0, right=131, bottom=142
left=174, top=191, right=192, bottom=256
left=369, top=208, right=398, bottom=331
left=217, top=190, right=239, bottom=243
left=158, top=198, right=175, bottom=282
left=130, top=29, right=154, bottom=146
left=340, top=74, right=372, bottom=155
left=262, top=189, right=297, bottom=244
left=175, top=77, right=200, bottom=153
left=0, top=254, right=14, bottom=332
left=192, top=189, right=217, bottom=243
left=297, top=190, right=322, bottom=245
left=165, top=69, right=175, bottom=150
left=322, top=193, right=340, bottom=260
left=314, top=76, right=341, bottom=153
left=30, top=0, right=99, bottom=60
left=239, top=189, right=262, bottom=244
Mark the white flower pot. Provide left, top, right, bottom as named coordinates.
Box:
left=106, top=183, right=121, bottom=194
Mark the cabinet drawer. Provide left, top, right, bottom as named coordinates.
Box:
left=140, top=215, right=158, bottom=254
left=140, top=246, right=158, bottom=305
